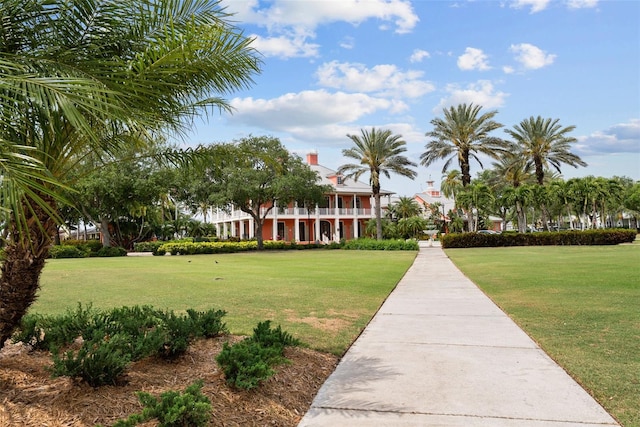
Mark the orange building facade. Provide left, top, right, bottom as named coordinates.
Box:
left=210, top=152, right=394, bottom=243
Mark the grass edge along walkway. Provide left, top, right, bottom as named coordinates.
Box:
left=445, top=245, right=639, bottom=427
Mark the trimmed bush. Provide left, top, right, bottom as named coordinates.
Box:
left=441, top=229, right=637, bottom=248
left=96, top=246, right=127, bottom=257
left=49, top=245, right=89, bottom=259
left=342, top=238, right=419, bottom=251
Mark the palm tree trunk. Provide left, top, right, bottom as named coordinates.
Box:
left=374, top=192, right=383, bottom=240
left=0, top=199, right=57, bottom=347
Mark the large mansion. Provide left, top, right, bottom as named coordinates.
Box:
left=209, top=152, right=395, bottom=243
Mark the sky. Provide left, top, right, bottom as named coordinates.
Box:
left=184, top=0, right=640, bottom=197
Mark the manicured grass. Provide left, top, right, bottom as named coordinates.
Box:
left=35, top=250, right=416, bottom=355
left=445, top=245, right=639, bottom=427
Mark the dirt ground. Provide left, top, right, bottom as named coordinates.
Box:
left=0, top=336, right=339, bottom=426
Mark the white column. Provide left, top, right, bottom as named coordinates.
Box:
left=294, top=217, right=300, bottom=242
left=272, top=202, right=278, bottom=240
left=353, top=194, right=359, bottom=238
left=248, top=218, right=255, bottom=239
left=222, top=222, right=228, bottom=238
left=315, top=207, right=321, bottom=241
left=215, top=223, right=221, bottom=238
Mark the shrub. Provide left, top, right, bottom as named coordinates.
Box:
left=13, top=303, right=97, bottom=351
left=112, top=381, right=211, bottom=427
left=14, top=304, right=229, bottom=386
left=216, top=321, right=300, bottom=390
left=216, top=340, right=280, bottom=390
left=95, top=246, right=127, bottom=257
left=186, top=308, right=228, bottom=338
left=49, top=245, right=89, bottom=259
left=249, top=320, right=300, bottom=349
left=441, top=229, right=637, bottom=248
left=49, top=333, right=132, bottom=387
left=342, top=238, right=419, bottom=251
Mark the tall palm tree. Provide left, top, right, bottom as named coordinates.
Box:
left=505, top=116, right=586, bottom=230
left=0, top=0, right=260, bottom=346
left=506, top=116, right=586, bottom=185
left=420, top=103, right=507, bottom=187
left=339, top=128, right=417, bottom=240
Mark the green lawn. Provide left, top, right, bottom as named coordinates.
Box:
left=445, top=245, right=640, bottom=427
left=35, top=250, right=416, bottom=355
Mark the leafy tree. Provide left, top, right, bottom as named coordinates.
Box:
left=69, top=146, right=177, bottom=248
left=213, top=136, right=329, bottom=250
left=339, top=128, right=417, bottom=240
left=420, top=103, right=507, bottom=187
left=0, top=0, right=260, bottom=346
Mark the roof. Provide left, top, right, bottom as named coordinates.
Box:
left=308, top=163, right=394, bottom=196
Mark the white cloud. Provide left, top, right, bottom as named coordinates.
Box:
left=510, top=43, right=556, bottom=70
left=250, top=34, right=320, bottom=58
left=510, top=0, right=551, bottom=13
left=315, top=61, right=436, bottom=98
left=230, top=0, right=418, bottom=34
left=434, top=80, right=508, bottom=113
left=410, top=49, right=431, bottom=63
left=228, top=90, right=408, bottom=131
left=566, top=0, right=598, bottom=9
left=226, top=0, right=418, bottom=60
left=457, top=47, right=491, bottom=71
left=503, top=65, right=515, bottom=74
left=575, top=118, right=640, bottom=155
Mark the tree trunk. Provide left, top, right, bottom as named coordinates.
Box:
left=374, top=192, right=382, bottom=240
left=100, top=217, right=111, bottom=247
left=516, top=201, right=526, bottom=233
left=0, top=199, right=57, bottom=347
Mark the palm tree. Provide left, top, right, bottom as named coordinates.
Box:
left=503, top=184, right=534, bottom=233
left=455, top=182, right=493, bottom=232
left=506, top=116, right=586, bottom=185
left=389, top=196, right=421, bottom=220
left=339, top=128, right=417, bottom=240
left=440, top=170, right=463, bottom=200
left=420, top=103, right=507, bottom=187
left=0, top=0, right=260, bottom=346
left=505, top=116, right=586, bottom=230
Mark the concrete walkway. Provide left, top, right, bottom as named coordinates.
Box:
left=299, top=242, right=619, bottom=426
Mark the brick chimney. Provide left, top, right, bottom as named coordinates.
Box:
left=306, top=152, right=318, bottom=165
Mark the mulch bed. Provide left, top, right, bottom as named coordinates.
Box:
left=0, top=336, right=339, bottom=426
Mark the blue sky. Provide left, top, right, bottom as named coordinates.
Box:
left=186, top=0, right=640, bottom=196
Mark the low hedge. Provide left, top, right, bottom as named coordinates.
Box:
left=441, top=229, right=637, bottom=248
left=154, top=240, right=341, bottom=255
left=49, top=244, right=128, bottom=258
left=342, top=238, right=419, bottom=251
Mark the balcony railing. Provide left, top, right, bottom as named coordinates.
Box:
left=211, top=207, right=374, bottom=223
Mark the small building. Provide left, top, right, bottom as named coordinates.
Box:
left=209, top=152, right=394, bottom=242
left=414, top=180, right=456, bottom=224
